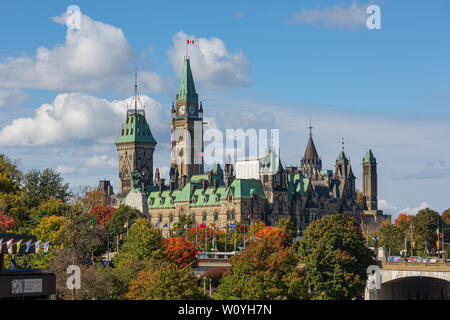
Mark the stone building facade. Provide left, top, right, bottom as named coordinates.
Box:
left=115, top=57, right=391, bottom=233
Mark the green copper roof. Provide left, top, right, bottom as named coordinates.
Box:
left=320, top=169, right=333, bottom=176
left=363, top=149, right=376, bottom=163
left=116, top=113, right=157, bottom=144
left=287, top=173, right=310, bottom=200
left=177, top=58, right=198, bottom=102
left=227, top=179, right=266, bottom=200
left=337, top=151, right=347, bottom=162
left=212, top=162, right=223, bottom=175
left=190, top=174, right=225, bottom=186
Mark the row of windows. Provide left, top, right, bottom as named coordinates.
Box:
left=126, top=116, right=143, bottom=124
left=121, top=127, right=148, bottom=136
left=157, top=211, right=236, bottom=223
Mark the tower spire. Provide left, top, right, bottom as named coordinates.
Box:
left=342, top=137, right=344, bottom=152
left=308, top=116, right=313, bottom=137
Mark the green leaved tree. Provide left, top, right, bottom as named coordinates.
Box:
left=298, top=214, right=375, bottom=300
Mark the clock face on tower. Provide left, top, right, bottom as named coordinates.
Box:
left=189, top=105, right=195, bottom=115
left=179, top=105, right=185, bottom=115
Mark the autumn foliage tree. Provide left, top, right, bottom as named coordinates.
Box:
left=163, top=237, right=198, bottom=268
left=255, top=226, right=291, bottom=246
left=90, top=206, right=116, bottom=224
left=0, top=210, right=16, bottom=230
left=125, top=261, right=207, bottom=300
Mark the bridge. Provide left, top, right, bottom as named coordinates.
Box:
left=366, top=261, right=450, bottom=300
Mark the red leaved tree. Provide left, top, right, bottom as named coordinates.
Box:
left=90, top=206, right=116, bottom=224
left=394, top=213, right=412, bottom=227
left=162, top=237, right=198, bottom=268
left=255, top=226, right=291, bottom=247
left=0, top=211, right=16, bottom=231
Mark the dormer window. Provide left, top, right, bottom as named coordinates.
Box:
left=126, top=129, right=129, bottom=135
left=137, top=128, right=140, bottom=135
left=191, top=196, right=196, bottom=203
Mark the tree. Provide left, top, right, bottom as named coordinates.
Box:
left=255, top=226, right=291, bottom=246
left=355, top=189, right=366, bottom=210
left=0, top=210, right=16, bottom=230
left=90, top=206, right=116, bottom=224
left=125, top=261, right=207, bottom=300
left=202, top=267, right=229, bottom=289
left=109, top=253, right=152, bottom=299
left=274, top=217, right=296, bottom=239
left=378, top=221, right=405, bottom=255
left=172, top=214, right=195, bottom=238
left=163, top=237, right=198, bottom=268
left=298, top=214, right=375, bottom=300
left=22, top=168, right=71, bottom=210
left=29, top=197, right=69, bottom=227
left=187, top=224, right=214, bottom=251
left=120, top=218, right=164, bottom=261
left=216, top=234, right=307, bottom=300
left=29, top=215, right=68, bottom=268
left=105, top=205, right=144, bottom=241
left=412, top=208, right=441, bottom=255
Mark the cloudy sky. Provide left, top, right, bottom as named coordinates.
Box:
left=0, top=0, right=448, bottom=218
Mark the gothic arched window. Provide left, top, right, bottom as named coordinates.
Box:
left=202, top=212, right=207, bottom=222
left=214, top=212, right=218, bottom=223
left=169, top=213, right=174, bottom=222
left=158, top=214, right=162, bottom=223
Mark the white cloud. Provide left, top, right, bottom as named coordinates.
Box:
left=378, top=200, right=397, bottom=212
left=0, top=89, right=30, bottom=108
left=168, top=31, right=251, bottom=88
left=0, top=12, right=166, bottom=94
left=290, top=2, right=368, bottom=30
left=84, top=155, right=118, bottom=169
left=0, top=92, right=168, bottom=147
left=55, top=165, right=76, bottom=174
left=399, top=202, right=430, bottom=216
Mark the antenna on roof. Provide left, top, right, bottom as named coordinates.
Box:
left=342, top=137, right=345, bottom=152
left=308, top=116, right=313, bottom=137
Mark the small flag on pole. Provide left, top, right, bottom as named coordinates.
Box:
left=7, top=239, right=13, bottom=255
left=25, top=240, right=32, bottom=253
left=200, top=152, right=205, bottom=156
left=0, top=238, right=3, bottom=254
left=43, top=242, right=50, bottom=255
left=154, top=222, right=158, bottom=228
left=34, top=240, right=41, bottom=254
left=163, top=223, right=168, bottom=228
left=16, top=240, right=22, bottom=254
left=238, top=225, right=245, bottom=229
left=230, top=224, right=236, bottom=228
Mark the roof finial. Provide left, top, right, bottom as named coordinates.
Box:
left=134, top=67, right=138, bottom=113
left=342, top=137, right=345, bottom=152
left=308, top=116, right=313, bottom=137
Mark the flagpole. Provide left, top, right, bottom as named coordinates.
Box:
left=205, top=224, right=208, bottom=254
left=234, top=227, right=236, bottom=252
left=225, top=226, right=227, bottom=253
left=195, top=224, right=198, bottom=249
left=244, top=224, right=246, bottom=250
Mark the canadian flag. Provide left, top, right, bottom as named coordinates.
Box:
left=200, top=152, right=205, bottom=156
left=187, top=40, right=195, bottom=44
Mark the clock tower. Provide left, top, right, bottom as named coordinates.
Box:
left=170, top=57, right=204, bottom=186
left=116, top=71, right=157, bottom=198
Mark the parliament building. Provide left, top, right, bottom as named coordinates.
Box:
left=111, top=57, right=391, bottom=234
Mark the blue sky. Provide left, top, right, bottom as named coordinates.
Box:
left=0, top=0, right=448, bottom=218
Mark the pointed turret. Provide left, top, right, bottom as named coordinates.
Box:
left=176, top=58, right=198, bottom=102
left=301, top=136, right=322, bottom=178
left=116, top=71, right=157, bottom=197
